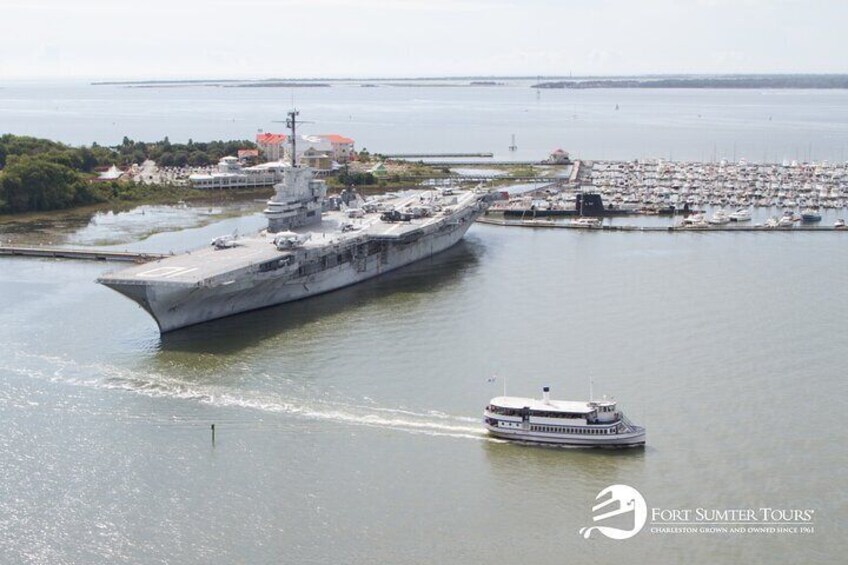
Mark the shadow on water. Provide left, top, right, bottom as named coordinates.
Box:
left=481, top=439, right=646, bottom=480
left=156, top=238, right=485, bottom=355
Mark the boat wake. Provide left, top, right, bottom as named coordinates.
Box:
left=7, top=350, right=501, bottom=443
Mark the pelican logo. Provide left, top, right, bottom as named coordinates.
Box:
left=580, top=484, right=647, bottom=540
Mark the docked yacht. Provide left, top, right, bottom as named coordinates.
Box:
left=729, top=207, right=752, bottom=222
left=778, top=213, right=796, bottom=228
left=483, top=387, right=646, bottom=447
left=762, top=216, right=781, bottom=229
left=801, top=209, right=822, bottom=223
left=570, top=217, right=602, bottom=228
left=678, top=212, right=709, bottom=229
left=708, top=208, right=731, bottom=225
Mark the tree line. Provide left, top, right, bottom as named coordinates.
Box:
left=0, top=134, right=255, bottom=214
left=113, top=136, right=256, bottom=168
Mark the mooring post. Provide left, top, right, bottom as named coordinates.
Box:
left=211, top=424, right=216, bottom=446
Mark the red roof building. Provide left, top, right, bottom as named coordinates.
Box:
left=256, top=133, right=287, bottom=145
left=256, top=133, right=287, bottom=161
left=318, top=134, right=355, bottom=163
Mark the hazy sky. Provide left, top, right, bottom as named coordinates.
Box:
left=2, top=0, right=845, bottom=80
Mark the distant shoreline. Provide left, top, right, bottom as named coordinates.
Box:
left=90, top=74, right=848, bottom=89
left=533, top=76, right=848, bottom=89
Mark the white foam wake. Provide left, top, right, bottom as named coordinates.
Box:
left=6, top=349, right=502, bottom=442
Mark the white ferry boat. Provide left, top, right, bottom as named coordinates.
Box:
left=483, top=386, right=645, bottom=447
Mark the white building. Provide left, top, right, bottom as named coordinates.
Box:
left=190, top=157, right=288, bottom=189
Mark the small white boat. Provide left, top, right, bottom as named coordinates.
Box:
left=484, top=386, right=645, bottom=447
left=835, top=219, right=845, bottom=229
left=729, top=207, right=752, bottom=222
left=708, top=208, right=731, bottom=225
left=777, top=215, right=795, bottom=228
left=570, top=217, right=602, bottom=228
left=679, top=213, right=709, bottom=229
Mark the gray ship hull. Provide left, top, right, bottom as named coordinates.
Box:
left=103, top=211, right=478, bottom=332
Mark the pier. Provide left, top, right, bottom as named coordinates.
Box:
left=0, top=245, right=167, bottom=263
left=402, top=160, right=554, bottom=167
left=381, top=152, right=494, bottom=159
left=476, top=216, right=847, bottom=232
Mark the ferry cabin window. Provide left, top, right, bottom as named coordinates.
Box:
left=528, top=410, right=581, bottom=419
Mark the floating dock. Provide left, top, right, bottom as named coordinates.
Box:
left=476, top=217, right=847, bottom=232
left=0, top=245, right=167, bottom=262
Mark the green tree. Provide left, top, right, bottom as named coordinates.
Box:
left=0, top=155, right=83, bottom=213
left=188, top=151, right=210, bottom=167
left=158, top=152, right=175, bottom=167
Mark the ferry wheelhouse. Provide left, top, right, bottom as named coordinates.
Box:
left=484, top=386, right=645, bottom=447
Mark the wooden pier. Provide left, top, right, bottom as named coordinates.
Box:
left=0, top=245, right=168, bottom=262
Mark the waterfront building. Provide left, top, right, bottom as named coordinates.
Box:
left=546, top=148, right=570, bottom=164
left=318, top=134, right=355, bottom=163
left=258, top=132, right=354, bottom=165
left=237, top=149, right=260, bottom=162
left=256, top=132, right=287, bottom=161
left=189, top=156, right=287, bottom=189
left=300, top=147, right=333, bottom=171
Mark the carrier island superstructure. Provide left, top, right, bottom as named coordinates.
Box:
left=98, top=115, right=492, bottom=332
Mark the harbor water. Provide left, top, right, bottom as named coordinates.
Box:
left=2, top=80, right=848, bottom=163
left=1, top=82, right=847, bottom=564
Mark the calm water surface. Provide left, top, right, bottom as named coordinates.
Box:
left=1, top=84, right=846, bottom=564
left=2, top=80, right=848, bottom=162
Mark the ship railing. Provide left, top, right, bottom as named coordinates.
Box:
left=620, top=414, right=637, bottom=432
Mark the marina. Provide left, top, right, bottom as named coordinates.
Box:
left=488, top=158, right=848, bottom=217
left=579, top=158, right=848, bottom=210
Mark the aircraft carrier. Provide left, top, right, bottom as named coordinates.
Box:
left=98, top=113, right=492, bottom=332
